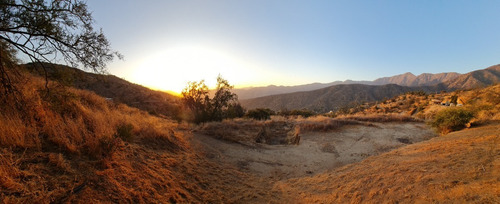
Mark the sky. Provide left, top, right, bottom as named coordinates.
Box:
left=86, top=0, right=500, bottom=94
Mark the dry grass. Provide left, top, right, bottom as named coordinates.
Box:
left=198, top=116, right=373, bottom=145
left=274, top=122, right=500, bottom=203
left=0, top=70, right=199, bottom=202
left=198, top=119, right=299, bottom=146
left=2, top=67, right=498, bottom=202
left=337, top=113, right=421, bottom=123
left=294, top=116, right=362, bottom=132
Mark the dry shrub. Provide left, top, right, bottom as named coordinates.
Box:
left=199, top=119, right=299, bottom=145
left=295, top=116, right=362, bottom=132
left=430, top=107, right=474, bottom=134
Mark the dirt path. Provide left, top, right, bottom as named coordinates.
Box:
left=193, top=122, right=436, bottom=179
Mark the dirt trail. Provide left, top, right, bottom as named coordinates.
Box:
left=193, top=122, right=436, bottom=179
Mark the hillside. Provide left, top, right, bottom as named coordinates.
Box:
left=0, top=67, right=272, bottom=203
left=444, top=64, right=500, bottom=90
left=1, top=64, right=499, bottom=203
left=275, top=122, right=500, bottom=203
left=24, top=63, right=182, bottom=119
left=241, top=84, right=439, bottom=112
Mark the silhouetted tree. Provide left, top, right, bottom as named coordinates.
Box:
left=0, top=0, right=121, bottom=95
left=246, top=108, right=274, bottom=120
left=181, top=75, right=241, bottom=123
left=210, top=75, right=238, bottom=121
left=181, top=80, right=210, bottom=123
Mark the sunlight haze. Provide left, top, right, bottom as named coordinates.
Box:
left=87, top=0, right=500, bottom=94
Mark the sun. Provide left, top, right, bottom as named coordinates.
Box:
left=130, top=45, right=259, bottom=94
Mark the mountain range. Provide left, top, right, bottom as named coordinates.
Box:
left=235, top=71, right=463, bottom=100
left=241, top=64, right=500, bottom=112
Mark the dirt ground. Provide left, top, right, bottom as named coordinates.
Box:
left=192, top=122, right=500, bottom=203
left=193, top=122, right=436, bottom=179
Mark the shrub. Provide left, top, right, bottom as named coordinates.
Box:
left=430, top=107, right=474, bottom=134
left=246, top=108, right=274, bottom=120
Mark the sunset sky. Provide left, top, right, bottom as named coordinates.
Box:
left=87, top=0, right=500, bottom=94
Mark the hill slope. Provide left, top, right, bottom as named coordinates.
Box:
left=276, top=122, right=500, bottom=203
left=444, top=64, right=500, bottom=90
left=241, top=84, right=438, bottom=112
left=24, top=63, right=182, bottom=118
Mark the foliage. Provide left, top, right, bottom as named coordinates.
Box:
left=0, top=0, right=121, bottom=96
left=181, top=75, right=241, bottom=123
left=225, top=103, right=245, bottom=119
left=181, top=80, right=210, bottom=123
left=430, top=107, right=474, bottom=134
left=246, top=108, right=274, bottom=120
left=210, top=76, right=238, bottom=121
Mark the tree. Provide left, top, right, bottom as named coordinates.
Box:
left=210, top=75, right=238, bottom=121
left=181, top=80, right=210, bottom=123
left=0, top=0, right=121, bottom=95
left=181, top=75, right=241, bottom=123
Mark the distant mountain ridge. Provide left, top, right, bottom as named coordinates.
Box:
left=241, top=84, right=439, bottom=113
left=241, top=64, right=500, bottom=112
left=372, top=72, right=461, bottom=87
left=234, top=71, right=461, bottom=99
left=444, top=65, right=500, bottom=90
left=232, top=80, right=371, bottom=100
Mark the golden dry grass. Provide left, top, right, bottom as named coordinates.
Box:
left=273, top=122, right=500, bottom=203
left=1, top=67, right=499, bottom=203
left=0, top=70, right=209, bottom=203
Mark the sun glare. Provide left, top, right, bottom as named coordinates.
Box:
left=131, top=45, right=260, bottom=94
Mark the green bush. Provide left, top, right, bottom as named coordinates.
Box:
left=430, top=107, right=474, bottom=134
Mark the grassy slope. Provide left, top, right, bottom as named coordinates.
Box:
left=1, top=66, right=499, bottom=203
left=274, top=122, right=500, bottom=203
left=0, top=69, right=273, bottom=203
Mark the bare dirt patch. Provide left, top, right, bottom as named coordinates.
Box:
left=193, top=122, right=436, bottom=179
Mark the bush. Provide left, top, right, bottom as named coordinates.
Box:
left=430, top=108, right=474, bottom=134
left=278, top=109, right=316, bottom=118
left=246, top=108, right=274, bottom=120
